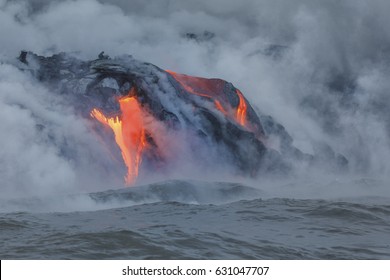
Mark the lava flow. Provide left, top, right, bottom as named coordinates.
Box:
left=90, top=90, right=146, bottom=186
left=235, top=89, right=247, bottom=127
left=167, top=70, right=249, bottom=129
left=91, top=72, right=251, bottom=186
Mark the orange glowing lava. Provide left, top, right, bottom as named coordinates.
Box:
left=214, top=100, right=228, bottom=115
left=90, top=72, right=253, bottom=185
left=235, top=89, right=247, bottom=127
left=167, top=70, right=249, bottom=129
left=91, top=92, right=146, bottom=185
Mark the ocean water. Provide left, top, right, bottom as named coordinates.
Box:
left=1, top=179, right=390, bottom=259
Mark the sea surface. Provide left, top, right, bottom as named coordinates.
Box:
left=1, top=179, right=390, bottom=259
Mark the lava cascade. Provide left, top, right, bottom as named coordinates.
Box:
left=90, top=90, right=146, bottom=185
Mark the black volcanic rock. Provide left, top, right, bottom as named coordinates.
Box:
left=14, top=52, right=347, bottom=178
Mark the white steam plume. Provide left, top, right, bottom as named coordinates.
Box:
left=1, top=0, right=390, bottom=199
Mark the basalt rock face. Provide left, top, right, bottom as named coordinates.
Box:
left=15, top=52, right=345, bottom=180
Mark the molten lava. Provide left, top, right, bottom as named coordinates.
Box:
left=91, top=72, right=252, bottom=186
left=235, top=89, right=247, bottom=127
left=91, top=92, right=146, bottom=186
left=167, top=70, right=249, bottom=129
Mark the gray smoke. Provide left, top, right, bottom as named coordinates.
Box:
left=1, top=0, right=390, bottom=198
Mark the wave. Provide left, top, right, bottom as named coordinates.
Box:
left=1, top=195, right=390, bottom=259
left=0, top=180, right=263, bottom=213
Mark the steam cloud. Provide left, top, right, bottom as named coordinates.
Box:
left=1, top=0, right=390, bottom=198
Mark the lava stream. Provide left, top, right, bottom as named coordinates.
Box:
left=91, top=94, right=146, bottom=185
left=167, top=70, right=249, bottom=129
left=235, top=89, right=247, bottom=127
